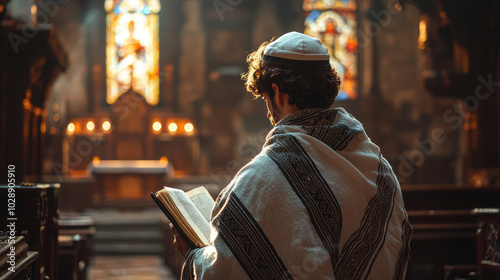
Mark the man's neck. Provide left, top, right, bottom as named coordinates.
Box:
left=273, top=105, right=300, bottom=125
left=282, top=105, right=300, bottom=117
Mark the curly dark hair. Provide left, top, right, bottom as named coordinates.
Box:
left=242, top=40, right=342, bottom=109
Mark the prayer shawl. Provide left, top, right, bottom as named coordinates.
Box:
left=182, top=107, right=412, bottom=280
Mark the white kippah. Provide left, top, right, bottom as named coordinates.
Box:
left=263, top=31, right=331, bottom=67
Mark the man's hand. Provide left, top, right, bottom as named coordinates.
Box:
left=169, top=223, right=192, bottom=257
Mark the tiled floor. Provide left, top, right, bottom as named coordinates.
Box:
left=88, top=255, right=177, bottom=280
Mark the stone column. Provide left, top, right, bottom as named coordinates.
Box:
left=178, top=0, right=206, bottom=115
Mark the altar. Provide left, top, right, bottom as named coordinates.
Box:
left=89, top=160, right=174, bottom=207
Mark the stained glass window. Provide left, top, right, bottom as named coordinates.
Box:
left=304, top=0, right=358, bottom=100
left=105, top=0, right=160, bottom=106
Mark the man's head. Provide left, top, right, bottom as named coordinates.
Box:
left=242, top=32, right=341, bottom=125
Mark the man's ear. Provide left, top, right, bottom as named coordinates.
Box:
left=271, top=83, right=287, bottom=108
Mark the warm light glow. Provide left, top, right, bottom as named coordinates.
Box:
left=418, top=19, right=427, bottom=50
left=33, top=107, right=42, bottom=116
left=0, top=5, right=4, bottom=13
left=394, top=3, right=402, bottom=11
left=67, top=123, right=75, bottom=134
left=53, top=113, right=60, bottom=122
left=102, top=121, right=111, bottom=131
left=93, top=156, right=101, bottom=166
left=168, top=122, right=178, bottom=133
left=23, top=98, right=31, bottom=110
left=52, top=103, right=59, bottom=112
left=31, top=5, right=37, bottom=26
left=159, top=156, right=168, bottom=165
left=184, top=123, right=194, bottom=133
left=153, top=121, right=162, bottom=132
left=87, top=121, right=95, bottom=131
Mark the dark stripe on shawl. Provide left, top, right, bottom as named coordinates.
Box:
left=266, top=134, right=342, bottom=268
left=334, top=154, right=398, bottom=280
left=393, top=217, right=413, bottom=280
left=276, top=108, right=361, bottom=151
left=213, top=192, right=292, bottom=280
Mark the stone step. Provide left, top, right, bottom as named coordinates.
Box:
left=93, top=228, right=164, bottom=255
left=94, top=224, right=162, bottom=233
left=95, top=243, right=164, bottom=255
left=88, top=255, right=177, bottom=280
left=83, top=208, right=167, bottom=255
left=94, top=230, right=163, bottom=241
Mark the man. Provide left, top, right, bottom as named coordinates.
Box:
left=172, top=31, right=412, bottom=280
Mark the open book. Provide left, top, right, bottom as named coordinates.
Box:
left=151, top=186, right=215, bottom=248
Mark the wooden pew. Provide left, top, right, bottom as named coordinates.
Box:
left=402, top=185, right=500, bottom=280
left=0, top=234, right=38, bottom=280
left=402, top=185, right=500, bottom=211
left=58, top=214, right=96, bottom=280
left=0, top=184, right=60, bottom=280
left=45, top=184, right=60, bottom=280
left=58, top=235, right=85, bottom=280
left=406, top=208, right=500, bottom=280
left=474, top=208, right=500, bottom=280
left=407, top=209, right=477, bottom=280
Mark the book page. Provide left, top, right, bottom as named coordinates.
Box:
left=164, top=187, right=211, bottom=245
left=186, top=187, right=215, bottom=224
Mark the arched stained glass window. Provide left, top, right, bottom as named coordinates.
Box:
left=105, top=0, right=161, bottom=106
left=304, top=0, right=358, bottom=100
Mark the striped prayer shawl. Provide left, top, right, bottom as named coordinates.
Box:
left=181, top=107, right=412, bottom=280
